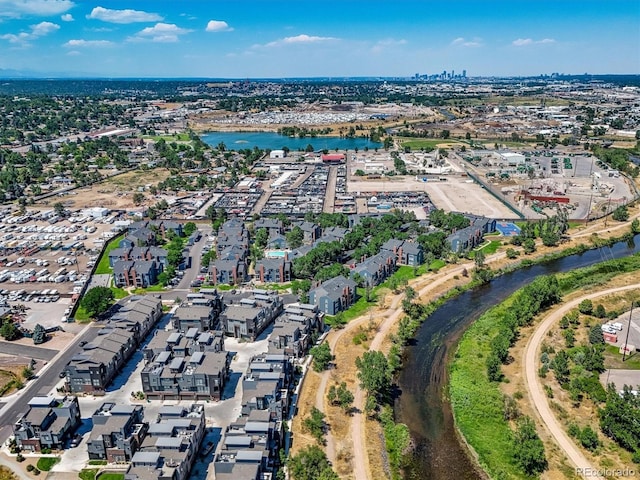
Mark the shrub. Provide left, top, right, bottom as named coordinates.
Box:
left=578, top=299, right=593, bottom=315
left=26, top=465, right=35, bottom=472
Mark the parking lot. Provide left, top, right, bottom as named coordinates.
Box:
left=0, top=207, right=129, bottom=328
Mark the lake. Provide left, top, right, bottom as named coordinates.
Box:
left=200, top=131, right=381, bottom=151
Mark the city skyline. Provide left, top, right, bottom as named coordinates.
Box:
left=0, top=0, right=638, bottom=78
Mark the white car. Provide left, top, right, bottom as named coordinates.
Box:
left=601, top=325, right=616, bottom=334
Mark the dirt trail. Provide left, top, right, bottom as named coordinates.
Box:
left=524, top=284, right=640, bottom=477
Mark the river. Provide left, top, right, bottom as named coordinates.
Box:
left=396, top=238, right=640, bottom=479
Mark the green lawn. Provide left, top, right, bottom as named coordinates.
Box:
left=399, top=138, right=461, bottom=150
left=36, top=457, right=60, bottom=471
left=429, top=259, right=446, bottom=271
left=142, top=133, right=191, bottom=142
left=477, top=240, right=502, bottom=255
left=97, top=474, right=124, bottom=480
left=215, top=284, right=233, bottom=291
left=110, top=286, right=128, bottom=299
left=132, top=285, right=166, bottom=295
left=74, top=305, right=92, bottom=322
left=79, top=470, right=98, bottom=480
left=87, top=461, right=107, bottom=466
left=95, top=234, right=125, bottom=275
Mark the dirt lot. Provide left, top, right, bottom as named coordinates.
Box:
left=348, top=175, right=516, bottom=218
left=40, top=169, right=172, bottom=211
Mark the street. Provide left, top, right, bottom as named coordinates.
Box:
left=0, top=325, right=100, bottom=444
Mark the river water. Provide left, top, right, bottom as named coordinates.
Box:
left=396, top=238, right=640, bottom=479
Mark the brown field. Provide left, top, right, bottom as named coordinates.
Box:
left=36, top=169, right=172, bottom=210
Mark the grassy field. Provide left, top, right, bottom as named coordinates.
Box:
left=36, top=457, right=60, bottom=471
left=142, top=133, right=191, bottom=142
left=450, top=297, right=522, bottom=479
left=132, top=285, right=166, bottom=295
left=399, top=138, right=461, bottom=150
left=95, top=233, right=125, bottom=275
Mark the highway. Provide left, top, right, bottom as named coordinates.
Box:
left=0, top=325, right=101, bottom=443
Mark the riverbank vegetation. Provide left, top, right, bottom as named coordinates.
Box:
left=450, top=253, right=640, bottom=478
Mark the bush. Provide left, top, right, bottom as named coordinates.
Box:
left=26, top=464, right=35, bottom=472
left=579, top=299, right=593, bottom=315
left=579, top=425, right=600, bottom=451
left=309, top=343, right=333, bottom=372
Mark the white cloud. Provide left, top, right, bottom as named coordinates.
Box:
left=61, top=13, right=73, bottom=22
left=0, top=32, right=30, bottom=44
left=31, top=21, right=59, bottom=36
left=0, top=0, right=73, bottom=18
left=63, top=39, right=113, bottom=47
left=87, top=6, right=162, bottom=24
left=451, top=37, right=483, bottom=47
left=262, top=34, right=337, bottom=48
left=0, top=20, right=59, bottom=46
left=371, top=38, right=407, bottom=54
left=512, top=38, right=556, bottom=46
left=130, top=22, right=192, bottom=43
left=206, top=20, right=232, bottom=32
left=66, top=50, right=80, bottom=56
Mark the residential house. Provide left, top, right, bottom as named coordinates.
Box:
left=140, top=333, right=231, bottom=401
left=254, top=218, right=284, bottom=236
left=268, top=304, right=324, bottom=357
left=171, top=305, right=219, bottom=332
left=87, top=403, right=147, bottom=463
left=350, top=250, right=397, bottom=287
left=292, top=221, right=321, bottom=244
left=113, top=260, right=159, bottom=288
left=254, top=257, right=292, bottom=284
left=446, top=215, right=497, bottom=253
left=220, top=290, right=283, bottom=340
left=126, top=404, right=205, bottom=480
left=13, top=395, right=81, bottom=452
left=210, top=258, right=247, bottom=286
left=380, top=239, right=425, bottom=266
left=308, top=275, right=357, bottom=315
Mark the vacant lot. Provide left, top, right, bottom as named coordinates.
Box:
left=48, top=169, right=172, bottom=210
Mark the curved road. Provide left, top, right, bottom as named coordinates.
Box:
left=524, top=284, right=640, bottom=477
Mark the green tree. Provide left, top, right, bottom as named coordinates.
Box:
left=80, top=286, right=115, bottom=317
left=132, top=192, right=145, bottom=205
left=512, top=416, right=548, bottom=476
left=505, top=248, right=519, bottom=259
left=303, top=407, right=326, bottom=445
left=286, top=226, right=304, bottom=249
left=328, top=382, right=354, bottom=412
left=0, top=320, right=20, bottom=341
left=254, top=228, right=269, bottom=249
left=474, top=250, right=485, bottom=269
left=612, top=205, right=629, bottom=222
left=288, top=445, right=339, bottom=480
left=579, top=425, right=600, bottom=451
left=594, top=304, right=607, bottom=318
left=578, top=299, right=593, bottom=315
left=600, top=384, right=640, bottom=452
left=487, top=353, right=502, bottom=382
left=631, top=218, right=640, bottom=234
left=523, top=238, right=536, bottom=254
left=589, top=324, right=605, bottom=345
left=551, top=350, right=570, bottom=385
left=32, top=324, right=46, bottom=345
left=183, top=222, right=197, bottom=237
left=310, top=343, right=333, bottom=372
left=355, top=350, right=391, bottom=400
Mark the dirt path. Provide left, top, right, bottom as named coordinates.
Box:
left=306, top=211, right=636, bottom=477
left=523, top=284, right=640, bottom=476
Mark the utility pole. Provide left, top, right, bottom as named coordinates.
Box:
left=623, top=301, right=635, bottom=362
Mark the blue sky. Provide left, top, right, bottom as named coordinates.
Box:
left=0, top=0, right=638, bottom=78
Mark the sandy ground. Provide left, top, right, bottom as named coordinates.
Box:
left=348, top=175, right=516, bottom=218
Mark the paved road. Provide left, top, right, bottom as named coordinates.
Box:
left=524, top=284, right=640, bottom=477
left=324, top=166, right=337, bottom=213
left=0, top=325, right=100, bottom=443
left=161, top=224, right=211, bottom=302
left=0, top=341, right=59, bottom=361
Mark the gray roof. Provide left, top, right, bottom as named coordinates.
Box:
left=155, top=437, right=183, bottom=448
left=156, top=351, right=171, bottom=364
left=224, top=435, right=252, bottom=447
left=235, top=450, right=263, bottom=462
left=132, top=451, right=161, bottom=464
